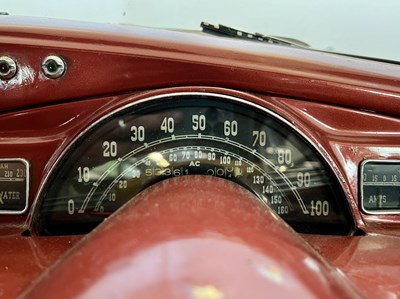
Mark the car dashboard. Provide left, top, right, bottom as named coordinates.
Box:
left=1, top=16, right=400, bottom=298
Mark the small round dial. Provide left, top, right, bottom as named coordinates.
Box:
left=34, top=93, right=354, bottom=235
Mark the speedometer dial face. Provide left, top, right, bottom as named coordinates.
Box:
left=34, top=93, right=354, bottom=235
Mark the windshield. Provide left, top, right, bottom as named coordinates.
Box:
left=1, top=0, right=399, bottom=62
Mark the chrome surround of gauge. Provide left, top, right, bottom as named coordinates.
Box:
left=360, top=159, right=400, bottom=215
left=0, top=158, right=29, bottom=215
left=27, top=91, right=355, bottom=233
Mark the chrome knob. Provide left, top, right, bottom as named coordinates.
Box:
left=0, top=56, right=17, bottom=80
left=42, top=55, right=66, bottom=79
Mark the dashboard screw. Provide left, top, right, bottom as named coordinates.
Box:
left=42, top=55, right=66, bottom=79
left=0, top=56, right=17, bottom=80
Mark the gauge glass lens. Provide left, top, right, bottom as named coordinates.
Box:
left=35, top=94, right=353, bottom=235
left=361, top=160, right=400, bottom=214
left=0, top=159, right=29, bottom=214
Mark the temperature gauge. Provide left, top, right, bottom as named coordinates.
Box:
left=361, top=160, right=400, bottom=214
left=0, top=159, right=29, bottom=214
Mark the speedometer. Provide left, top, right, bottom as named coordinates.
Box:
left=33, top=93, right=354, bottom=235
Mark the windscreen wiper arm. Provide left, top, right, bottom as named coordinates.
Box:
left=201, top=22, right=308, bottom=48
left=200, top=22, right=400, bottom=65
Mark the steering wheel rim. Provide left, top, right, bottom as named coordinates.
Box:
left=21, top=176, right=361, bottom=299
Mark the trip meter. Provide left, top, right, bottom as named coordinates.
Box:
left=33, top=93, right=354, bottom=235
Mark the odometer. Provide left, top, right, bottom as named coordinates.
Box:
left=33, top=93, right=354, bottom=235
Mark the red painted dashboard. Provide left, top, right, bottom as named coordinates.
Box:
left=1, top=16, right=400, bottom=298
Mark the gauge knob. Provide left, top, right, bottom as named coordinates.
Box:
left=0, top=56, right=17, bottom=80
left=41, top=55, right=66, bottom=79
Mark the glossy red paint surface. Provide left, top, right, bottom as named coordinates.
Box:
left=0, top=229, right=80, bottom=298
left=0, top=15, right=399, bottom=298
left=1, top=17, right=400, bottom=116
left=272, top=98, right=400, bottom=232
left=22, top=176, right=361, bottom=299
left=304, top=234, right=400, bottom=298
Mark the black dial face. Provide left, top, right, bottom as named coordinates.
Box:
left=34, top=93, right=354, bottom=235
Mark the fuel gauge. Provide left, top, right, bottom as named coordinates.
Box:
left=361, top=160, right=400, bottom=214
